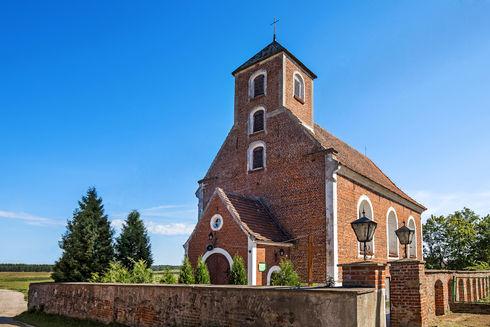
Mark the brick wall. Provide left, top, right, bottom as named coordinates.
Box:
left=187, top=194, right=248, bottom=270
left=201, top=103, right=327, bottom=282
left=283, top=56, right=314, bottom=127
left=389, top=260, right=429, bottom=327
left=424, top=270, right=490, bottom=321
left=29, top=283, right=381, bottom=327
left=337, top=176, right=423, bottom=267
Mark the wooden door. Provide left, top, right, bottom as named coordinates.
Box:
left=206, top=254, right=230, bottom=285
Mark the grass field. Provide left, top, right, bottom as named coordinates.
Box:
left=0, top=271, right=52, bottom=298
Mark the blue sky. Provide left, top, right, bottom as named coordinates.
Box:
left=1, top=1, right=489, bottom=265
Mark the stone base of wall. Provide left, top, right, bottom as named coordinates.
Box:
left=29, top=283, right=381, bottom=327
left=451, top=302, right=490, bottom=315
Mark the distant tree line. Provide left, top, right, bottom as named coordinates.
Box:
left=52, top=187, right=154, bottom=282
left=423, top=208, right=490, bottom=270
left=0, top=263, right=54, bottom=272
left=151, top=265, right=181, bottom=271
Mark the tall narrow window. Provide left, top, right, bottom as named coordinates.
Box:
left=252, top=110, right=264, bottom=133
left=357, top=196, right=374, bottom=257
left=248, top=141, right=266, bottom=171
left=293, top=73, right=305, bottom=101
left=252, top=146, right=264, bottom=169
left=408, top=218, right=417, bottom=258
left=387, top=209, right=399, bottom=258
left=253, top=74, right=265, bottom=97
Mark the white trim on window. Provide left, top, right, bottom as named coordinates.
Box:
left=407, top=216, right=417, bottom=259
left=247, top=141, right=266, bottom=172
left=210, top=214, right=224, bottom=231
left=293, top=71, right=305, bottom=101
left=248, top=69, right=267, bottom=98
left=266, top=265, right=281, bottom=286
left=248, top=106, right=266, bottom=134
left=356, top=195, right=375, bottom=259
left=386, top=207, right=399, bottom=260
left=202, top=247, right=233, bottom=268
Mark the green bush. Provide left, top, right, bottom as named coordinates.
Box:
left=271, top=259, right=300, bottom=287
left=229, top=255, right=247, bottom=285
left=91, top=261, right=130, bottom=283
left=178, top=256, right=195, bottom=284
left=195, top=257, right=210, bottom=284
left=160, top=269, right=177, bottom=284
left=91, top=259, right=153, bottom=284
left=129, top=259, right=153, bottom=283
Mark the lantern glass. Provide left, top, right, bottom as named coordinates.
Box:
left=351, top=216, right=377, bottom=243
left=395, top=225, right=415, bottom=245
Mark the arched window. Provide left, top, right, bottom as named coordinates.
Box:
left=386, top=208, right=399, bottom=258
left=408, top=217, right=417, bottom=258
left=293, top=72, right=305, bottom=101
left=249, top=107, right=265, bottom=134
left=249, top=70, right=267, bottom=98
left=248, top=141, right=266, bottom=171
left=357, top=195, right=375, bottom=257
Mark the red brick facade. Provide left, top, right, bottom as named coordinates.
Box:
left=186, top=40, right=426, bottom=286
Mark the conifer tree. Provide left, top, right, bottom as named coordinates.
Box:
left=229, top=255, right=247, bottom=285
left=115, top=210, right=153, bottom=269
left=178, top=256, right=195, bottom=284
left=160, top=268, right=177, bottom=284
left=52, top=187, right=114, bottom=282
left=271, top=259, right=300, bottom=286
left=195, top=256, right=211, bottom=284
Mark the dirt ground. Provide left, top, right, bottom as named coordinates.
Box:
left=430, top=312, right=490, bottom=327
left=0, top=289, right=28, bottom=326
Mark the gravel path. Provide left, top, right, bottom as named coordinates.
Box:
left=0, top=289, right=28, bottom=326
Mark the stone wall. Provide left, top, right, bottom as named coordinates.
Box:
left=29, top=283, right=380, bottom=327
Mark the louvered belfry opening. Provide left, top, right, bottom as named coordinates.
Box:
left=253, top=74, right=265, bottom=97
left=253, top=110, right=265, bottom=133
left=252, top=146, right=264, bottom=169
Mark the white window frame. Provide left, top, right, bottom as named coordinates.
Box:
left=356, top=195, right=375, bottom=259
left=386, top=207, right=399, bottom=260
left=293, top=71, right=305, bottom=101
left=210, top=214, right=224, bottom=231
left=247, top=141, right=266, bottom=172
left=248, top=106, right=266, bottom=134
left=266, top=265, right=281, bottom=285
left=248, top=69, right=267, bottom=98
left=407, top=216, right=417, bottom=258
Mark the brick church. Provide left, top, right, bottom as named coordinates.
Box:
left=185, top=39, right=426, bottom=285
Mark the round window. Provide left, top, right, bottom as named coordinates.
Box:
left=210, top=214, right=223, bottom=231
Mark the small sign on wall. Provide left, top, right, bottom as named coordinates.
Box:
left=258, top=262, right=267, bottom=272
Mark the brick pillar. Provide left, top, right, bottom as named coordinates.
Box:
left=389, top=259, right=428, bottom=327
left=339, top=262, right=387, bottom=327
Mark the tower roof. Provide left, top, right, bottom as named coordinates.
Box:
left=231, top=40, right=317, bottom=79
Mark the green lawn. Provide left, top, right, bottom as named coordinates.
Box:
left=0, top=271, right=52, bottom=298
left=16, top=311, right=124, bottom=327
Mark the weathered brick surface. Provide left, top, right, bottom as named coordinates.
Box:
left=194, top=46, right=425, bottom=286
left=283, top=56, right=314, bottom=127
left=424, top=270, right=490, bottom=322
left=187, top=194, right=248, bottom=269
left=389, top=260, right=429, bottom=327
left=337, top=176, right=423, bottom=267
left=29, top=283, right=380, bottom=327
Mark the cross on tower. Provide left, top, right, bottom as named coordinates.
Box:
left=271, top=17, right=280, bottom=41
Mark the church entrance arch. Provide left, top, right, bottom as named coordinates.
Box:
left=203, top=248, right=233, bottom=285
